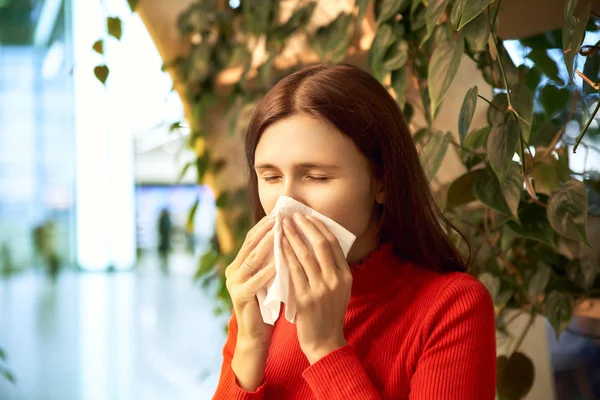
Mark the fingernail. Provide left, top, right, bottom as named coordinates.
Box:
left=293, top=212, right=302, bottom=220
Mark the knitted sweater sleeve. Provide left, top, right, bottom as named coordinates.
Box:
left=302, top=345, right=382, bottom=399
left=212, top=312, right=266, bottom=400
left=409, top=274, right=497, bottom=400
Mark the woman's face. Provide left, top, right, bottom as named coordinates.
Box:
left=254, top=114, right=383, bottom=260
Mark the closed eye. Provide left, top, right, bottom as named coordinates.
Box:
left=262, top=176, right=281, bottom=182
left=306, top=176, right=330, bottom=182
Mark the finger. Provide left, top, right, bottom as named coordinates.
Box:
left=282, top=217, right=321, bottom=285
left=307, top=215, right=352, bottom=277
left=235, top=229, right=275, bottom=281
left=293, top=214, right=338, bottom=280
left=229, top=217, right=274, bottom=275
left=282, top=236, right=309, bottom=294
left=244, top=261, right=276, bottom=293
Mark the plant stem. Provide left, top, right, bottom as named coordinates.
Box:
left=512, top=313, right=536, bottom=354
left=478, top=94, right=504, bottom=112
left=575, top=70, right=600, bottom=91
left=487, top=1, right=512, bottom=108
left=573, top=99, right=600, bottom=153
left=449, top=139, right=484, bottom=156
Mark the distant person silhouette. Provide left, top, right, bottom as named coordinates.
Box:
left=157, top=208, right=172, bottom=275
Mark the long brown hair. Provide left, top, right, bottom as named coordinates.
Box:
left=245, top=63, right=468, bottom=273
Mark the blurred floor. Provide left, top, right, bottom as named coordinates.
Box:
left=0, top=252, right=228, bottom=400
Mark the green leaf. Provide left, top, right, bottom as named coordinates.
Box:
left=107, top=17, right=123, bottom=40
left=187, top=197, right=200, bottom=231
left=526, top=49, right=564, bottom=85
left=508, top=205, right=555, bottom=248
left=582, top=53, right=600, bottom=95
left=127, top=0, right=138, bottom=12
left=178, top=162, right=193, bottom=182
left=525, top=66, right=542, bottom=91
left=94, top=65, right=109, bottom=85
left=273, top=2, right=316, bottom=40
left=527, top=262, right=552, bottom=301
left=391, top=67, right=406, bottom=109
left=530, top=154, right=561, bottom=196
left=463, top=12, right=489, bottom=52
left=539, top=85, right=571, bottom=118
left=458, top=86, right=478, bottom=144
left=356, top=0, right=371, bottom=26
left=92, top=39, right=104, bottom=55
left=243, top=0, right=276, bottom=35
left=565, top=0, right=578, bottom=20
left=428, top=35, right=464, bottom=117
left=383, top=40, right=409, bottom=71
left=562, top=0, right=591, bottom=82
left=0, top=348, right=5, bottom=360
left=531, top=122, right=559, bottom=148
left=412, top=127, right=429, bottom=145
left=446, top=169, right=481, bottom=209
left=368, top=24, right=395, bottom=80
left=547, top=180, right=590, bottom=244
left=1, top=367, right=15, bottom=384
left=457, top=0, right=494, bottom=30
left=450, top=0, right=466, bottom=30
left=545, top=290, right=574, bottom=337
left=510, top=83, right=534, bottom=143
left=376, top=0, right=410, bottom=25
left=463, top=126, right=490, bottom=151
left=313, top=12, right=352, bottom=62
left=212, top=158, right=227, bottom=175
left=497, top=352, right=535, bottom=400
left=474, top=165, right=521, bottom=221
left=488, top=117, right=520, bottom=186
left=422, top=0, right=450, bottom=46
left=196, top=153, right=210, bottom=183
left=479, top=272, right=500, bottom=301
left=420, top=132, right=450, bottom=180
left=520, top=30, right=562, bottom=50
left=194, top=249, right=218, bottom=280
left=556, top=146, right=571, bottom=181
left=216, top=192, right=230, bottom=208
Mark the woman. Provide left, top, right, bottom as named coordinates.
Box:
left=213, top=64, right=496, bottom=399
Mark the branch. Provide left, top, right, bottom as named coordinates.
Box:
left=576, top=70, right=600, bottom=91
left=512, top=313, right=536, bottom=354
left=573, top=99, right=600, bottom=153
left=478, top=94, right=505, bottom=112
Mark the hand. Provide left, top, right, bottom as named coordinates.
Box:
left=282, top=213, right=352, bottom=365
left=225, top=216, right=277, bottom=348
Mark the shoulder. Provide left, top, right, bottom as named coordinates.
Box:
left=402, top=264, right=494, bottom=319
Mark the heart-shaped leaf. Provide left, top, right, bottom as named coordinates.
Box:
left=527, top=262, right=552, bottom=302
left=540, top=85, right=571, bottom=118
left=562, top=0, right=591, bottom=82
left=463, top=12, right=489, bottom=52
left=383, top=40, right=409, bottom=71
left=526, top=49, right=564, bottom=85
left=508, top=204, right=555, bottom=248
left=459, top=86, right=478, bottom=144
left=92, top=39, right=104, bottom=55
left=368, top=23, right=395, bottom=80
left=446, top=169, right=481, bottom=209
left=422, top=0, right=450, bottom=46
left=420, top=131, right=450, bottom=180
left=475, top=165, right=521, bottom=222
left=530, top=154, right=561, bottom=196
left=428, top=35, right=464, bottom=117
left=545, top=290, right=574, bottom=338
left=458, top=0, right=494, bottom=30
left=510, top=83, right=534, bottom=143
left=488, top=116, right=520, bottom=186
left=497, top=352, right=535, bottom=400
left=107, top=16, right=123, bottom=40
left=547, top=180, right=589, bottom=245
left=450, top=0, right=465, bottom=30
left=94, top=65, right=109, bottom=85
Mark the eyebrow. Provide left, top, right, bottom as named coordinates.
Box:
left=254, top=162, right=340, bottom=170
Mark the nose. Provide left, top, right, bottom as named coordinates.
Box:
left=281, top=180, right=304, bottom=205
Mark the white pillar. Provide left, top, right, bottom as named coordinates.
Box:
left=72, top=0, right=136, bottom=271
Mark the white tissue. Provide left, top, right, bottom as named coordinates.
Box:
left=256, top=196, right=356, bottom=325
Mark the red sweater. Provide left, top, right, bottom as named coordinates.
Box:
left=213, top=242, right=496, bottom=399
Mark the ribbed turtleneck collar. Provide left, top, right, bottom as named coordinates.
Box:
left=348, top=241, right=403, bottom=299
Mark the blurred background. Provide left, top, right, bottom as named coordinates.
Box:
left=0, top=0, right=599, bottom=399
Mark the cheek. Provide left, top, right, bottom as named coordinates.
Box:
left=324, top=191, right=375, bottom=236
left=258, top=182, right=279, bottom=215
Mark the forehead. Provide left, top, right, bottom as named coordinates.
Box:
left=255, top=114, right=360, bottom=166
